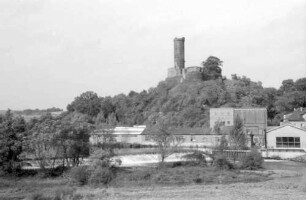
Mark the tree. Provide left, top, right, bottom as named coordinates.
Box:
left=295, top=78, right=306, bottom=91
left=67, top=91, right=101, bottom=117
left=218, top=135, right=228, bottom=151
left=229, top=115, right=246, bottom=149
left=27, top=114, right=60, bottom=170
left=146, top=115, right=184, bottom=164
left=213, top=120, right=224, bottom=135
left=201, top=56, right=223, bottom=80
left=279, top=79, right=296, bottom=94
left=0, top=110, right=26, bottom=173
left=54, top=123, right=91, bottom=167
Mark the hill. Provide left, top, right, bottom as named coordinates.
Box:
left=65, top=76, right=306, bottom=127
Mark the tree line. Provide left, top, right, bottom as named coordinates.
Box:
left=66, top=76, right=306, bottom=127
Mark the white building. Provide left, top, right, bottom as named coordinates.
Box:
left=266, top=124, right=306, bottom=149
left=90, top=125, right=146, bottom=145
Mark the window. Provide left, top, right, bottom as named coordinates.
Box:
left=227, top=121, right=230, bottom=125
left=276, top=137, right=300, bottom=148
left=191, top=136, right=196, bottom=142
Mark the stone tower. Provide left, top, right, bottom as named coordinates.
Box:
left=174, top=37, right=185, bottom=72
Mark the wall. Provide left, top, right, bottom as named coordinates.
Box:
left=261, top=149, right=306, bottom=159
left=141, top=134, right=226, bottom=147
left=185, top=71, right=203, bottom=81
left=167, top=67, right=181, bottom=78
left=266, top=125, right=306, bottom=149
left=210, top=108, right=234, bottom=128
left=115, top=135, right=144, bottom=144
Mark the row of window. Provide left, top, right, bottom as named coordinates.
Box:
left=276, top=137, right=300, bottom=148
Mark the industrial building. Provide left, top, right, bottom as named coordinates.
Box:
left=210, top=108, right=267, bottom=147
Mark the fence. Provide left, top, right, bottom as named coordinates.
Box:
left=213, top=149, right=251, bottom=161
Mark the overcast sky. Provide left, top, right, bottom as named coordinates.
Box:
left=0, top=0, right=305, bottom=110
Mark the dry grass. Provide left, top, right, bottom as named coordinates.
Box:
left=1, top=160, right=305, bottom=200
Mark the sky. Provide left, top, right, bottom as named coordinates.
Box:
left=0, top=0, right=305, bottom=110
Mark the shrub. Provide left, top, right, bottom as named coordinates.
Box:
left=213, top=154, right=235, bottom=170
left=241, top=149, right=263, bottom=170
left=42, top=166, right=69, bottom=178
left=270, top=155, right=281, bottom=160
left=127, top=170, right=152, bottom=182
left=27, top=193, right=51, bottom=200
left=69, top=166, right=90, bottom=186
left=171, top=161, right=183, bottom=168
left=89, top=167, right=114, bottom=186
left=193, top=177, right=203, bottom=184
left=182, top=151, right=207, bottom=166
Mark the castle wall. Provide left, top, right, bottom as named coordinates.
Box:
left=184, top=66, right=203, bottom=81
left=185, top=71, right=203, bottom=81
left=174, top=37, right=185, bottom=70
left=168, top=67, right=181, bottom=78
left=185, top=66, right=202, bottom=73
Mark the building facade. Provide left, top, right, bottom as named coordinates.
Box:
left=266, top=124, right=306, bottom=150
left=210, top=108, right=267, bottom=147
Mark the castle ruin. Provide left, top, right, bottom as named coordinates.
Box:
left=167, top=37, right=222, bottom=82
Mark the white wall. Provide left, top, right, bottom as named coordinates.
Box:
left=267, top=125, right=306, bottom=149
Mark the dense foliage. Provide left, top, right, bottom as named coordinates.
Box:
left=65, top=76, right=306, bottom=128
left=241, top=149, right=264, bottom=170
left=0, top=110, right=27, bottom=173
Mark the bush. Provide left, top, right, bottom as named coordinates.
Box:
left=127, top=170, right=152, bottom=182
left=241, top=149, right=263, bottom=170
left=27, top=193, right=51, bottom=200
left=193, top=177, right=203, bottom=184
left=182, top=151, right=207, bottom=166
left=42, top=166, right=69, bottom=178
left=69, top=166, right=90, bottom=186
left=213, top=154, right=235, bottom=170
left=89, top=167, right=114, bottom=186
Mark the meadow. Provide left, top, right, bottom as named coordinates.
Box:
left=1, top=160, right=305, bottom=200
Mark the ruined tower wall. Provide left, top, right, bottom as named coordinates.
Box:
left=184, top=66, right=203, bottom=81
left=174, top=37, right=185, bottom=70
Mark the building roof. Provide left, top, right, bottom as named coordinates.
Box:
left=93, top=125, right=146, bottom=135
left=113, top=126, right=146, bottom=135
left=286, top=108, right=306, bottom=122
left=142, top=127, right=218, bottom=135
left=267, top=126, right=279, bottom=131
left=266, top=124, right=306, bottom=133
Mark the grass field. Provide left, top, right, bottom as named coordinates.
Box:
left=0, top=160, right=305, bottom=200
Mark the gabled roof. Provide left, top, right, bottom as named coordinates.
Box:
left=267, top=126, right=279, bottom=131
left=287, top=108, right=306, bottom=122
left=266, top=124, right=306, bottom=133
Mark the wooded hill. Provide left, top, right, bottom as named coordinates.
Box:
left=65, top=75, right=306, bottom=128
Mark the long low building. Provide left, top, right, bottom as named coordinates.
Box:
left=90, top=125, right=228, bottom=147
left=90, top=125, right=147, bottom=144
